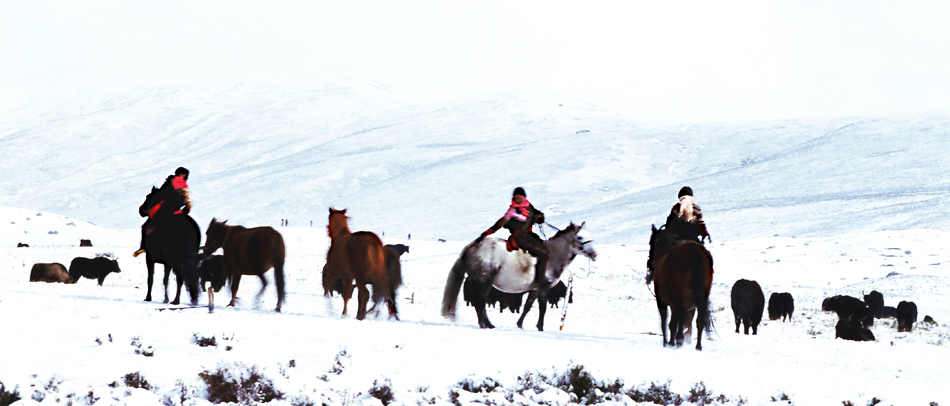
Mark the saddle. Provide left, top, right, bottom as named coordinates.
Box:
left=506, top=237, right=523, bottom=253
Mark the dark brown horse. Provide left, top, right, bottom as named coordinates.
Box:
left=325, top=208, right=390, bottom=320
left=648, top=225, right=714, bottom=350
left=204, top=218, right=286, bottom=312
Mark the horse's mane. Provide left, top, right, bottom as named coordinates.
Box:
left=549, top=223, right=578, bottom=241
left=327, top=209, right=351, bottom=238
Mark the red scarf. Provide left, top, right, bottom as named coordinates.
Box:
left=510, top=199, right=531, bottom=217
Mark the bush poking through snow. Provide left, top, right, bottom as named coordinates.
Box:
left=625, top=380, right=684, bottom=405
left=688, top=382, right=730, bottom=405
left=193, top=333, right=217, bottom=347
left=131, top=336, right=154, bottom=357
left=0, top=381, right=22, bottom=406
left=199, top=361, right=283, bottom=405
left=369, top=378, right=395, bottom=405
left=122, top=372, right=151, bottom=390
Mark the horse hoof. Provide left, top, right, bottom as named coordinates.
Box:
left=144, top=297, right=152, bottom=302
left=275, top=307, right=281, bottom=313
left=171, top=300, right=180, bottom=305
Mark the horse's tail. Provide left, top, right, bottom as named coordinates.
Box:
left=690, top=245, right=715, bottom=335
left=377, top=247, right=403, bottom=318
left=364, top=235, right=390, bottom=304
left=442, top=240, right=478, bottom=319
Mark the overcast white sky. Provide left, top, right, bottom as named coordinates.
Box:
left=3, top=1, right=950, bottom=122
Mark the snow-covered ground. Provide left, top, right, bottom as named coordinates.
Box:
left=3, top=2, right=950, bottom=404
left=1, top=205, right=948, bottom=405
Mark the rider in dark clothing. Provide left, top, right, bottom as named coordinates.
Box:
left=134, top=167, right=192, bottom=257
left=481, top=187, right=549, bottom=286
left=665, top=186, right=711, bottom=244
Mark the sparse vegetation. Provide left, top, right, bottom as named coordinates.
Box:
left=193, top=333, right=217, bottom=347
left=130, top=336, right=154, bottom=357
left=199, top=361, right=283, bottom=405
left=626, top=380, right=684, bottom=405
left=122, top=372, right=151, bottom=390
left=369, top=378, right=395, bottom=405
left=0, top=381, right=21, bottom=406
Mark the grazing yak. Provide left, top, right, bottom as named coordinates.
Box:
left=67, top=256, right=121, bottom=286
left=896, top=301, right=918, bottom=332
left=731, top=279, right=765, bottom=335
left=383, top=244, right=409, bottom=257
left=822, top=295, right=872, bottom=328
left=863, top=290, right=884, bottom=318
left=198, top=255, right=229, bottom=293
left=30, top=262, right=74, bottom=283
left=462, top=277, right=526, bottom=313
left=547, top=280, right=571, bottom=308
left=767, top=292, right=794, bottom=322
left=836, top=319, right=875, bottom=342
left=79, top=239, right=93, bottom=247
left=882, top=306, right=898, bottom=318
left=17, top=242, right=29, bottom=247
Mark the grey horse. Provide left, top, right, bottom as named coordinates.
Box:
left=442, top=222, right=596, bottom=330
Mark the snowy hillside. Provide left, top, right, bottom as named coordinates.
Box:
left=2, top=84, right=949, bottom=244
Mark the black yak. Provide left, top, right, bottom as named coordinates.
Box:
left=67, top=256, right=121, bottom=286
left=822, top=295, right=872, bottom=328
left=30, top=263, right=74, bottom=283
left=731, top=279, right=765, bottom=335
left=767, top=292, right=794, bottom=322
left=896, top=301, right=918, bottom=332
left=863, top=290, right=884, bottom=318
left=835, top=319, right=875, bottom=342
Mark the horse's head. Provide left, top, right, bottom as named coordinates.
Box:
left=139, top=186, right=160, bottom=217
left=203, top=218, right=228, bottom=258
left=555, top=221, right=597, bottom=261
left=328, top=207, right=350, bottom=238
left=647, top=224, right=678, bottom=281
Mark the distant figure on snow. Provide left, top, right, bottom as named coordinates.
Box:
left=665, top=186, right=710, bottom=244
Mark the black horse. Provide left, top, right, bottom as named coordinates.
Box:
left=139, top=186, right=201, bottom=305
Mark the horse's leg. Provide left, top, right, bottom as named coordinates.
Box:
left=171, top=265, right=184, bottom=305
left=256, top=273, right=268, bottom=308
left=656, top=299, right=669, bottom=347
left=162, top=264, right=172, bottom=304
left=695, top=309, right=705, bottom=351
left=536, top=296, right=549, bottom=331
left=229, top=274, right=242, bottom=307
left=341, top=279, right=354, bottom=316
left=145, top=259, right=155, bottom=302
left=473, top=282, right=495, bottom=329
left=517, top=291, right=538, bottom=329
left=356, top=283, right=370, bottom=321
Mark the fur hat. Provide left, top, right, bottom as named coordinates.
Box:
left=678, top=186, right=693, bottom=198
left=512, top=187, right=526, bottom=197
left=175, top=167, right=190, bottom=177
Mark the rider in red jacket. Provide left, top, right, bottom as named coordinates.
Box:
left=481, top=187, right=549, bottom=286
left=134, top=167, right=192, bottom=257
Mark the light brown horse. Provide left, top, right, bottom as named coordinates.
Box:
left=325, top=208, right=389, bottom=320
left=648, top=225, right=714, bottom=350
left=204, top=218, right=286, bottom=312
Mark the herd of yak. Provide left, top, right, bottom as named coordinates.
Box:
left=729, top=278, right=930, bottom=342
left=21, top=239, right=931, bottom=340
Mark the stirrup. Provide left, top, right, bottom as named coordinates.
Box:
left=133, top=249, right=145, bottom=257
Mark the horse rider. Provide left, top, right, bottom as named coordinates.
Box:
left=480, top=187, right=549, bottom=287
left=665, top=186, right=711, bottom=244
left=133, top=167, right=192, bottom=257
